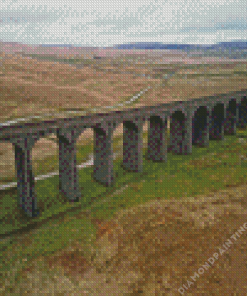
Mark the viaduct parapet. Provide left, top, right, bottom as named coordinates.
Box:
left=0, top=89, right=246, bottom=217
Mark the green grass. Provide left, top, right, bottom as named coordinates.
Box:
left=234, top=71, right=247, bottom=76
left=1, top=126, right=247, bottom=293
left=0, top=54, right=247, bottom=291
left=1, top=126, right=247, bottom=230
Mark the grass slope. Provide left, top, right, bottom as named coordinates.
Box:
left=0, top=125, right=247, bottom=293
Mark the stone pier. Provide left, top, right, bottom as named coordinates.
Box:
left=0, top=90, right=246, bottom=217
left=146, top=116, right=168, bottom=162
left=93, top=122, right=116, bottom=186
left=122, top=119, right=144, bottom=172
left=10, top=135, right=40, bottom=217
left=57, top=127, right=84, bottom=202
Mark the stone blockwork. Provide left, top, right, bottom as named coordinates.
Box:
left=0, top=89, right=246, bottom=217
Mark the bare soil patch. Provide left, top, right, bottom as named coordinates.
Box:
left=10, top=183, right=247, bottom=295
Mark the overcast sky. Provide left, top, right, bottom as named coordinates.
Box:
left=0, top=0, right=246, bottom=47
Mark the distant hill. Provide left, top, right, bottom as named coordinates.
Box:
left=1, top=40, right=247, bottom=51
left=38, top=44, right=74, bottom=47
left=112, top=41, right=247, bottom=50
left=0, top=41, right=246, bottom=60
left=38, top=44, right=99, bottom=49
left=211, top=42, right=247, bottom=49
left=111, top=42, right=199, bottom=50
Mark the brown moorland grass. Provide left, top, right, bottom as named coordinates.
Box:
left=0, top=52, right=155, bottom=122
left=3, top=182, right=247, bottom=295
left=0, top=53, right=247, bottom=184
left=0, top=52, right=246, bottom=123
left=0, top=53, right=247, bottom=294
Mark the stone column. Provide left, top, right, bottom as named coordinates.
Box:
left=122, top=119, right=144, bottom=172
left=57, top=128, right=84, bottom=202
left=11, top=136, right=39, bottom=218
left=168, top=112, right=183, bottom=154
left=209, top=104, right=226, bottom=141
left=236, top=101, right=240, bottom=128
left=146, top=116, right=167, bottom=162
left=193, top=107, right=211, bottom=147
left=224, top=100, right=237, bottom=135
left=93, top=123, right=116, bottom=186
left=181, top=110, right=193, bottom=155
left=237, top=96, right=247, bottom=128
left=169, top=110, right=191, bottom=154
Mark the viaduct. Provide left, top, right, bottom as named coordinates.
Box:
left=0, top=89, right=246, bottom=218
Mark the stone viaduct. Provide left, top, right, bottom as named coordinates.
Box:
left=0, top=89, right=246, bottom=218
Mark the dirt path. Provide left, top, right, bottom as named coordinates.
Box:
left=10, top=182, right=247, bottom=295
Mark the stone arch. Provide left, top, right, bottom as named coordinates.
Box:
left=146, top=115, right=168, bottom=162
left=9, top=130, right=56, bottom=217
left=93, top=123, right=116, bottom=186
left=209, top=103, right=225, bottom=140
left=142, top=118, right=149, bottom=150
left=237, top=95, right=247, bottom=129
left=122, top=118, right=144, bottom=172
left=57, top=126, right=86, bottom=202
left=224, top=99, right=237, bottom=135
left=168, top=110, right=186, bottom=154
left=112, top=122, right=124, bottom=157
left=0, top=141, right=16, bottom=185
left=192, top=106, right=210, bottom=147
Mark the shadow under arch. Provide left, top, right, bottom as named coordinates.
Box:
left=168, top=110, right=187, bottom=155
left=209, top=102, right=225, bottom=141
left=146, top=115, right=168, bottom=162
left=122, top=119, right=144, bottom=172
left=237, top=95, right=247, bottom=129
left=192, top=106, right=210, bottom=147
left=93, top=125, right=115, bottom=186
left=224, top=98, right=237, bottom=135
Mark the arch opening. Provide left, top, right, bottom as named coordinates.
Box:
left=193, top=106, right=209, bottom=147
left=209, top=103, right=225, bottom=141
left=224, top=99, right=237, bottom=135
left=237, top=96, right=247, bottom=129
left=168, top=110, right=186, bottom=154
left=146, top=115, right=168, bottom=162
left=122, top=120, right=144, bottom=172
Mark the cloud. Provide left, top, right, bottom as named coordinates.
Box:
left=0, top=0, right=246, bottom=46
